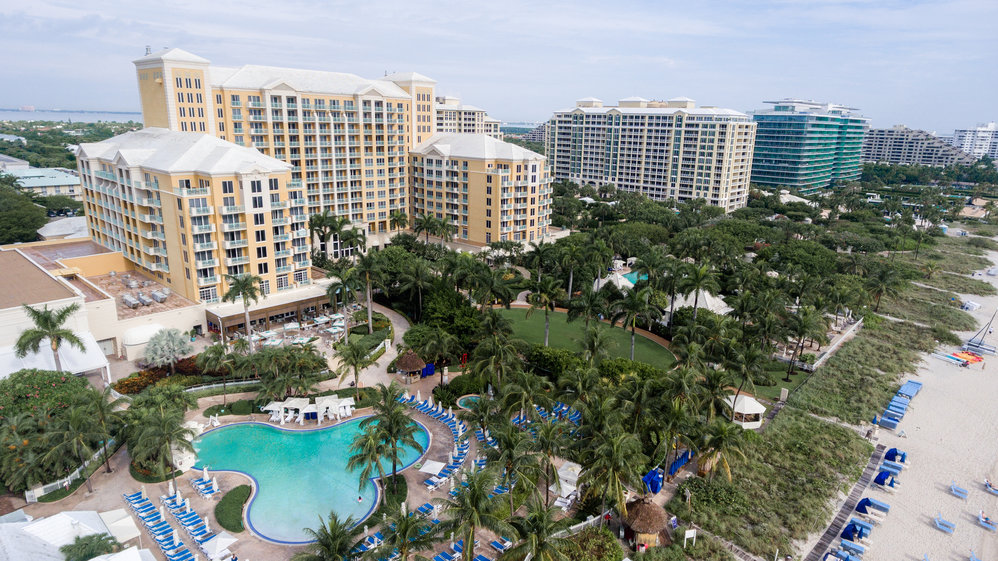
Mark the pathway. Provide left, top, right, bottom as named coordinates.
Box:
left=803, top=443, right=887, bottom=561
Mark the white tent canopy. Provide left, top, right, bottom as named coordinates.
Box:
left=724, top=395, right=767, bottom=429
left=261, top=401, right=285, bottom=412
left=98, top=509, right=140, bottom=544
left=419, top=460, right=446, bottom=474
left=91, top=546, right=158, bottom=561
left=201, top=531, right=238, bottom=560
left=668, top=291, right=733, bottom=316
left=594, top=272, right=634, bottom=292
left=283, top=397, right=309, bottom=411
left=0, top=332, right=110, bottom=382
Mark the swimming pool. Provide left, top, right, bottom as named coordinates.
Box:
left=456, top=394, right=480, bottom=409
left=623, top=271, right=648, bottom=284
left=192, top=418, right=429, bottom=544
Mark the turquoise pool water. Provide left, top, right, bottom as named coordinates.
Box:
left=623, top=271, right=648, bottom=284
left=457, top=395, right=480, bottom=408
left=192, top=418, right=429, bottom=544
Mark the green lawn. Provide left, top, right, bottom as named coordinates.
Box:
left=497, top=308, right=676, bottom=368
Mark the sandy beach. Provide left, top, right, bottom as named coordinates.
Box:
left=866, top=248, right=998, bottom=561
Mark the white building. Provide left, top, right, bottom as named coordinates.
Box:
left=4, top=167, right=82, bottom=200
left=435, top=96, right=502, bottom=139
left=545, top=97, right=756, bottom=212
left=863, top=125, right=978, bottom=167
left=951, top=122, right=998, bottom=159
left=0, top=153, right=29, bottom=172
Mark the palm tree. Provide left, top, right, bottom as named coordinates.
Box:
left=347, top=424, right=388, bottom=492
left=373, top=502, right=443, bottom=561
left=580, top=324, right=615, bottom=366
left=677, top=264, right=720, bottom=322
left=698, top=419, right=752, bottom=482
left=473, top=268, right=515, bottom=311
left=197, top=343, right=237, bottom=405
left=293, top=512, right=363, bottom=561
left=579, top=432, right=646, bottom=519
left=567, top=286, right=606, bottom=330
left=633, top=246, right=668, bottom=291
left=526, top=277, right=566, bottom=347
left=340, top=227, right=367, bottom=261
left=559, top=244, right=585, bottom=301
left=618, top=373, right=659, bottom=433
left=399, top=258, right=435, bottom=320
left=15, top=303, right=84, bottom=373
left=698, top=369, right=734, bottom=422
left=485, top=423, right=542, bottom=514
left=327, top=266, right=361, bottom=318
left=44, top=399, right=100, bottom=493
left=505, top=498, right=578, bottom=561
left=435, top=215, right=455, bottom=247
left=651, top=396, right=696, bottom=482
left=335, top=339, right=376, bottom=400
left=60, top=534, right=120, bottom=561
left=308, top=210, right=332, bottom=256
left=82, top=387, right=124, bottom=474
left=354, top=251, right=382, bottom=334
left=413, top=214, right=438, bottom=244
left=864, top=266, right=906, bottom=312
left=416, top=327, right=459, bottom=386
left=727, top=345, right=766, bottom=409
left=128, top=406, right=194, bottom=491
left=525, top=240, right=557, bottom=282
left=222, top=274, right=263, bottom=351
left=557, top=366, right=600, bottom=406
left=361, top=385, right=425, bottom=494
left=610, top=286, right=662, bottom=360
left=534, top=421, right=566, bottom=505
left=389, top=210, right=409, bottom=235
left=435, top=468, right=514, bottom=561
left=784, top=305, right=829, bottom=381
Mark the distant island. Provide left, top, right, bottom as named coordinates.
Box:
left=0, top=108, right=142, bottom=115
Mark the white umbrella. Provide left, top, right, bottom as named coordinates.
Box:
left=167, top=481, right=174, bottom=495
left=403, top=391, right=410, bottom=400
left=203, top=516, right=210, bottom=533
left=449, top=478, right=454, bottom=490
left=202, top=466, right=209, bottom=480
left=453, top=445, right=458, bottom=458
left=202, top=532, right=237, bottom=559
left=212, top=477, right=219, bottom=492
left=158, top=506, right=165, bottom=519
left=140, top=485, right=146, bottom=499
left=172, top=529, right=180, bottom=546
left=416, top=390, right=422, bottom=402
left=448, top=406, right=453, bottom=418
left=428, top=395, right=434, bottom=407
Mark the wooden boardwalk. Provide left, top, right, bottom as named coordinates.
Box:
left=804, top=443, right=887, bottom=561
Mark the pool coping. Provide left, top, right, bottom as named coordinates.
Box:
left=192, top=414, right=432, bottom=546
left=456, top=394, right=481, bottom=411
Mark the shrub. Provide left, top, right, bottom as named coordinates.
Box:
left=431, top=373, right=484, bottom=407
left=215, top=485, right=251, bottom=533
left=0, top=369, right=89, bottom=419
left=526, top=345, right=582, bottom=379
left=155, top=375, right=201, bottom=388
left=568, top=526, right=623, bottom=561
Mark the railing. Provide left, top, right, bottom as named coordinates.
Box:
left=26, top=439, right=116, bottom=503
left=551, top=510, right=613, bottom=539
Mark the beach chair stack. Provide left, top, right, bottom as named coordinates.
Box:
left=396, top=393, right=474, bottom=493
left=877, top=380, right=922, bottom=431
left=855, top=497, right=890, bottom=525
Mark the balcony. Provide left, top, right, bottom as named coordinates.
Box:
left=272, top=217, right=290, bottom=226
left=289, top=179, right=303, bottom=188
left=149, top=262, right=170, bottom=273
left=178, top=187, right=210, bottom=197
left=222, top=205, right=245, bottom=214
left=275, top=265, right=293, bottom=273
left=294, top=245, right=309, bottom=253
left=274, top=233, right=292, bottom=242
left=143, top=246, right=168, bottom=257
left=189, top=205, right=214, bottom=216
left=198, top=276, right=219, bottom=287
left=289, top=198, right=305, bottom=206
left=223, top=239, right=248, bottom=249
left=225, top=256, right=249, bottom=266
left=194, top=241, right=218, bottom=251
left=196, top=259, right=218, bottom=269
left=293, top=229, right=309, bottom=238
left=271, top=200, right=289, bottom=209
left=138, top=213, right=163, bottom=224
left=221, top=222, right=245, bottom=232
left=274, top=249, right=293, bottom=258
left=192, top=224, right=216, bottom=234
left=295, top=260, right=311, bottom=269
left=137, top=197, right=162, bottom=207
left=140, top=230, right=166, bottom=240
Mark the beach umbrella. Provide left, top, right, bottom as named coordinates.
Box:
left=450, top=532, right=454, bottom=549
left=403, top=391, right=410, bottom=400
left=428, top=395, right=434, bottom=408
left=416, top=390, right=421, bottom=402
left=449, top=478, right=454, bottom=490
left=167, top=481, right=174, bottom=495
left=203, top=466, right=209, bottom=480
left=159, top=506, right=165, bottom=519
left=172, top=529, right=180, bottom=546
left=203, top=516, right=210, bottom=533
left=140, top=485, right=146, bottom=499
left=364, top=525, right=369, bottom=536
left=212, top=478, right=219, bottom=492
left=448, top=406, right=453, bottom=418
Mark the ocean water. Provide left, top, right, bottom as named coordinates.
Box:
left=192, top=417, right=429, bottom=543
left=0, top=110, right=142, bottom=123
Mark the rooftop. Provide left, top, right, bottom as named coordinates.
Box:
left=16, top=240, right=110, bottom=271
left=0, top=154, right=27, bottom=165
left=414, top=133, right=544, bottom=161
left=37, top=217, right=89, bottom=239
left=382, top=71, right=437, bottom=84
left=210, top=65, right=411, bottom=99
left=133, top=47, right=211, bottom=65
left=0, top=250, right=78, bottom=310
left=4, top=167, right=80, bottom=187
left=560, top=105, right=749, bottom=118
left=78, top=128, right=291, bottom=175
left=88, top=271, right=198, bottom=320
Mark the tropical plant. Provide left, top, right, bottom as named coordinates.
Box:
left=609, top=286, right=662, bottom=360
left=533, top=421, right=567, bottom=505
left=415, top=327, right=458, bottom=386
left=293, top=512, right=363, bottom=561
left=355, top=251, right=382, bottom=334
left=59, top=533, right=120, bottom=561
left=435, top=467, right=514, bottom=561
left=581, top=324, right=615, bottom=366
left=505, top=498, right=578, bottom=561
left=399, top=258, right=435, bottom=320
left=335, top=339, right=376, bottom=400
left=559, top=244, right=586, bottom=301
left=43, top=398, right=100, bottom=493
left=14, top=303, right=84, bottom=373
left=372, top=502, right=443, bottom=561
left=784, top=305, right=829, bottom=380
left=143, top=328, right=192, bottom=376
left=567, top=286, right=607, bottom=330
left=864, top=265, right=907, bottom=312
left=127, top=405, right=194, bottom=489
left=222, top=273, right=263, bottom=352
left=347, top=424, right=388, bottom=492
left=197, top=343, right=237, bottom=405
left=698, top=419, right=753, bottom=482
left=525, top=240, right=557, bottom=282
left=526, top=277, right=566, bottom=347
left=578, top=432, right=646, bottom=518
left=413, top=214, right=438, bottom=244
left=389, top=210, right=409, bottom=234
left=677, top=264, right=721, bottom=322
left=360, top=382, right=425, bottom=495
left=83, top=386, right=124, bottom=474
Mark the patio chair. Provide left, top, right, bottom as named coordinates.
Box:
left=934, top=512, right=957, bottom=534
left=978, top=512, right=997, bottom=532
left=951, top=481, right=970, bottom=500
left=985, top=481, right=998, bottom=496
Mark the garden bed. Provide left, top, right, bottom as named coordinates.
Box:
left=215, top=484, right=251, bottom=533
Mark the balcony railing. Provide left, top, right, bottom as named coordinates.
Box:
left=197, top=276, right=219, bottom=286
left=223, top=239, right=248, bottom=249
left=221, top=222, right=246, bottom=232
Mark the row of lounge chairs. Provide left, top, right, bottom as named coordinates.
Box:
left=123, top=489, right=216, bottom=561
left=428, top=540, right=489, bottom=561
left=942, top=479, right=998, bottom=534
left=189, top=475, right=220, bottom=500
left=876, top=381, right=922, bottom=431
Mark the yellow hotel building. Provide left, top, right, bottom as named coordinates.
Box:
left=133, top=48, right=436, bottom=252
left=77, top=128, right=311, bottom=304
left=410, top=134, right=552, bottom=246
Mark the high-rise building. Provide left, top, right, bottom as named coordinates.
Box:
left=750, top=99, right=869, bottom=195
left=862, top=125, right=978, bottom=167
left=951, top=122, right=998, bottom=159
left=520, top=124, right=547, bottom=143
left=76, top=128, right=311, bottom=304
left=410, top=134, right=551, bottom=245
left=545, top=97, right=756, bottom=211
left=133, top=48, right=435, bottom=252
left=434, top=96, right=502, bottom=139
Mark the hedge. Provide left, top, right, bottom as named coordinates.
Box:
left=215, top=485, right=251, bottom=533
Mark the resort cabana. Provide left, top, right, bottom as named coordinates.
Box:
left=594, top=272, right=634, bottom=292
left=724, top=395, right=767, bottom=429
left=281, top=398, right=309, bottom=425
left=549, top=461, right=582, bottom=498
left=396, top=349, right=427, bottom=382
left=261, top=401, right=285, bottom=422
left=623, top=496, right=671, bottom=549
left=315, top=395, right=356, bottom=423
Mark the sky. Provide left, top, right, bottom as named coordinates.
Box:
left=1, top=0, right=996, bottom=133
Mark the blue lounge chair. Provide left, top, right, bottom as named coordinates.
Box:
left=986, top=481, right=998, bottom=496
left=833, top=551, right=861, bottom=561
left=883, top=460, right=904, bottom=472
left=839, top=539, right=865, bottom=557
left=473, top=555, right=494, bottom=561
left=971, top=551, right=983, bottom=561
left=978, top=513, right=997, bottom=532
left=934, top=512, right=956, bottom=534
left=416, top=502, right=434, bottom=516
left=951, top=481, right=970, bottom=499
left=490, top=537, right=512, bottom=552
left=881, top=462, right=901, bottom=476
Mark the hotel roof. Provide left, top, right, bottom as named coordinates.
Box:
left=414, top=133, right=543, bottom=161
left=0, top=250, right=78, bottom=310
left=133, top=47, right=211, bottom=65
left=77, top=128, right=291, bottom=175
left=558, top=105, right=749, bottom=118
left=5, top=167, right=79, bottom=187
left=209, top=65, right=412, bottom=98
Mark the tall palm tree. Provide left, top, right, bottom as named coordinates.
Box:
left=416, top=326, right=458, bottom=386
left=526, top=277, right=566, bottom=347
left=413, top=214, right=438, bottom=244
left=372, top=502, right=443, bottom=561
left=505, top=498, right=578, bottom=561
left=677, top=264, right=720, bottom=322
left=864, top=265, right=906, bottom=312
left=60, top=534, right=120, bottom=561
left=293, top=512, right=363, bottom=561
left=335, top=339, right=376, bottom=400
left=354, top=251, right=382, bottom=334
left=435, top=468, right=514, bottom=561
left=633, top=246, right=668, bottom=291
left=557, top=365, right=601, bottom=406
left=340, top=227, right=367, bottom=261
left=580, top=324, right=615, bottom=366
left=361, top=385, right=425, bottom=494
left=534, top=422, right=567, bottom=505
left=727, top=344, right=767, bottom=409
left=610, top=286, right=662, bottom=360
left=222, top=274, right=263, bottom=351
left=435, top=215, right=455, bottom=247
left=559, top=244, right=585, bottom=301
left=651, top=396, right=696, bottom=482
left=15, top=303, right=84, bottom=373
left=129, top=406, right=194, bottom=491
left=567, top=286, right=606, bottom=330
left=327, top=266, right=361, bottom=318
left=389, top=210, right=409, bottom=235
left=347, top=424, right=388, bottom=492
left=579, top=432, right=646, bottom=519
left=44, top=399, right=100, bottom=493
left=399, top=258, right=435, bottom=320
left=308, top=210, right=332, bottom=257
left=698, top=369, right=734, bottom=422
left=525, top=240, right=557, bottom=282
left=473, top=268, right=515, bottom=311
left=784, top=305, right=829, bottom=381
left=485, top=423, right=542, bottom=514
left=698, top=419, right=752, bottom=482
left=197, top=343, right=237, bottom=405
left=82, top=387, right=124, bottom=474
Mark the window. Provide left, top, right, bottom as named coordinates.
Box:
left=252, top=196, right=264, bottom=209
left=251, top=180, right=262, bottom=193
left=198, top=287, right=218, bottom=302
left=255, top=230, right=267, bottom=242
left=256, top=247, right=268, bottom=258
left=269, top=178, right=279, bottom=191
left=222, top=181, right=234, bottom=194
left=259, top=279, right=271, bottom=295
left=216, top=94, right=222, bottom=104
left=253, top=213, right=265, bottom=225
left=277, top=275, right=289, bottom=290
left=258, top=263, right=269, bottom=275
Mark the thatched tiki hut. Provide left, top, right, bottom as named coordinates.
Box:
left=623, top=496, right=670, bottom=549
left=397, top=349, right=427, bottom=381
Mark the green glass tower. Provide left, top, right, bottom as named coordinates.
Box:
left=751, top=100, right=869, bottom=195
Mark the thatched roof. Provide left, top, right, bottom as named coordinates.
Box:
left=624, top=497, right=669, bottom=534
left=397, top=349, right=426, bottom=372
